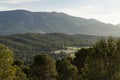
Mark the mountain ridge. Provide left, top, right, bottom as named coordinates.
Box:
left=0, top=10, right=120, bottom=36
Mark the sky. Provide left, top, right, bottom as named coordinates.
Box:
left=0, top=0, right=120, bottom=25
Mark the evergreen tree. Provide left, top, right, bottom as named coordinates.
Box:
left=56, top=59, right=78, bottom=80
left=81, top=38, right=120, bottom=80
left=73, top=48, right=90, bottom=74
left=29, top=54, right=57, bottom=80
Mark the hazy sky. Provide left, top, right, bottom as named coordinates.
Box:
left=0, top=0, right=120, bottom=24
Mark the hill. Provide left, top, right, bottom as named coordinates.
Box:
left=0, top=33, right=101, bottom=62
left=0, top=10, right=120, bottom=36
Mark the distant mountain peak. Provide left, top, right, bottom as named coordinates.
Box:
left=0, top=9, right=29, bottom=12
left=0, top=10, right=120, bottom=37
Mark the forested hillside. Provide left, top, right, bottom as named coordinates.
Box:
left=0, top=33, right=101, bottom=62
left=1, top=37, right=120, bottom=80
left=0, top=10, right=120, bottom=36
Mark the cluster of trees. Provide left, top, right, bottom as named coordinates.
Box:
left=73, top=37, right=120, bottom=80
left=0, top=43, right=57, bottom=80
left=1, top=37, right=120, bottom=80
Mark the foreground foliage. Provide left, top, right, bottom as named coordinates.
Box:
left=0, top=37, right=120, bottom=80
left=56, top=59, right=78, bottom=80
left=0, top=44, right=26, bottom=80
left=81, top=37, right=120, bottom=80
left=29, top=54, right=58, bottom=80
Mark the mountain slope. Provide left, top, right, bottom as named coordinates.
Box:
left=0, top=33, right=101, bottom=61
left=0, top=10, right=120, bottom=36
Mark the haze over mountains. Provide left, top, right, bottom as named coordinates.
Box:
left=0, top=10, right=120, bottom=37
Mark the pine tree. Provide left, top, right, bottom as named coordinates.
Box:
left=56, top=59, right=78, bottom=80
left=29, top=54, right=57, bottom=80
left=81, top=38, right=120, bottom=80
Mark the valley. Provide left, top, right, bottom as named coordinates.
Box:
left=0, top=33, right=100, bottom=61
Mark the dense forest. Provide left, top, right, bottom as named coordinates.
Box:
left=0, top=33, right=101, bottom=62
left=1, top=37, right=120, bottom=80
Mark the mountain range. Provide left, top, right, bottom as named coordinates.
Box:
left=0, top=10, right=120, bottom=36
